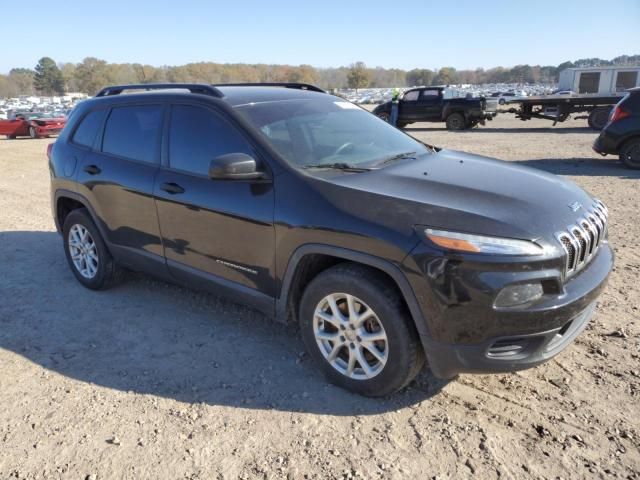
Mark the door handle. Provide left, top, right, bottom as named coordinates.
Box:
left=83, top=164, right=101, bottom=175
left=160, top=182, right=185, bottom=194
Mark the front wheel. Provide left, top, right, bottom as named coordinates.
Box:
left=446, top=113, right=466, bottom=131
left=619, top=138, right=640, bottom=170
left=376, top=112, right=390, bottom=123
left=299, top=263, right=424, bottom=396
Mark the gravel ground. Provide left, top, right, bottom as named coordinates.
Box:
left=0, top=114, right=639, bottom=480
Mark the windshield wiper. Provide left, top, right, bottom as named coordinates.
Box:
left=373, top=151, right=417, bottom=167
left=302, top=162, right=371, bottom=172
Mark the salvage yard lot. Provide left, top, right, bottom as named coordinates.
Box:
left=1, top=114, right=639, bottom=479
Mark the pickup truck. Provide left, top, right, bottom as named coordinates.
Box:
left=372, top=86, right=497, bottom=130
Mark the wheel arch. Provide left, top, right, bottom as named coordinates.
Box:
left=276, top=244, right=431, bottom=339
left=54, top=190, right=105, bottom=239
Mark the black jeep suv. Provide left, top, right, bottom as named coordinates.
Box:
left=49, top=83, right=613, bottom=396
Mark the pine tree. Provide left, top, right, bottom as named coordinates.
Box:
left=33, top=57, right=65, bottom=96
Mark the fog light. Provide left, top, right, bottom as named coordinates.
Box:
left=494, top=283, right=543, bottom=308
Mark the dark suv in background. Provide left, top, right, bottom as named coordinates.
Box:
left=49, top=83, right=613, bottom=396
left=593, top=87, right=640, bottom=169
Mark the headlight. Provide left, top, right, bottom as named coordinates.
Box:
left=422, top=228, right=544, bottom=256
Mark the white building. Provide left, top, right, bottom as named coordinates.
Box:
left=558, top=66, right=640, bottom=95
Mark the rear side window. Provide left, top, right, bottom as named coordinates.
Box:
left=102, top=105, right=163, bottom=163
left=169, top=105, right=253, bottom=176
left=72, top=109, right=106, bottom=148
left=420, top=89, right=440, bottom=99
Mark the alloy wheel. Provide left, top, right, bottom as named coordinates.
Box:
left=313, top=293, right=388, bottom=380
left=68, top=224, right=99, bottom=279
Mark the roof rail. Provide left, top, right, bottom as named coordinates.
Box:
left=214, top=82, right=326, bottom=93
left=95, top=83, right=224, bottom=98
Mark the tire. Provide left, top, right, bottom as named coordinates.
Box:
left=62, top=208, right=124, bottom=290
left=29, top=125, right=38, bottom=139
left=499, top=98, right=505, bottom=105
left=7, top=134, right=16, bottom=139
left=446, top=112, right=466, bottom=131
left=376, top=112, right=390, bottom=123
left=299, top=263, right=424, bottom=396
left=588, top=107, right=611, bottom=131
left=619, top=138, right=640, bottom=170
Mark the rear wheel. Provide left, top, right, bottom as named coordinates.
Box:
left=62, top=208, right=124, bottom=290
left=299, top=263, right=424, bottom=396
left=446, top=113, right=466, bottom=131
left=29, top=126, right=38, bottom=139
left=619, top=138, right=640, bottom=170
left=588, top=107, right=611, bottom=130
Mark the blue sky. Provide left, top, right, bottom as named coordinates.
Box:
left=3, top=0, right=639, bottom=73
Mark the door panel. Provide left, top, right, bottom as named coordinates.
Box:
left=0, top=120, right=23, bottom=136
left=155, top=172, right=275, bottom=295
left=155, top=103, right=276, bottom=297
left=75, top=103, right=165, bottom=271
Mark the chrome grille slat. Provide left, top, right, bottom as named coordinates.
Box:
left=556, top=200, right=608, bottom=279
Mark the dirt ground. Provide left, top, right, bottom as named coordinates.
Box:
left=1, top=114, right=639, bottom=480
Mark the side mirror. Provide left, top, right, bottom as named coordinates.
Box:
left=208, top=153, right=266, bottom=181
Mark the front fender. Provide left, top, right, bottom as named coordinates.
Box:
left=276, top=243, right=430, bottom=339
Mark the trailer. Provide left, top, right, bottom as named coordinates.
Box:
left=505, top=93, right=624, bottom=130
left=504, top=66, right=639, bottom=130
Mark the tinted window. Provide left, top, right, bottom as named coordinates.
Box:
left=72, top=109, right=106, bottom=148
left=420, top=89, right=440, bottom=99
left=403, top=90, right=419, bottom=101
left=102, top=105, right=163, bottom=163
left=169, top=105, right=253, bottom=176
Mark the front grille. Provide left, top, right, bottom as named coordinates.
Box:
left=556, top=199, right=608, bottom=279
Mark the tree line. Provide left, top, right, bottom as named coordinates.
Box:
left=1, top=54, right=638, bottom=97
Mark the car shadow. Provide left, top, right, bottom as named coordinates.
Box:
left=0, top=230, right=449, bottom=416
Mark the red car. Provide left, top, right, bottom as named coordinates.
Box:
left=0, top=112, right=66, bottom=139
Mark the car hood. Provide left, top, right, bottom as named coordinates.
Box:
left=318, top=150, right=597, bottom=242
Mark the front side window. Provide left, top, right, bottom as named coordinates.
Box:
left=169, top=105, right=253, bottom=176
left=72, top=109, right=106, bottom=148
left=236, top=98, right=429, bottom=168
left=403, top=90, right=420, bottom=101
left=102, top=105, right=163, bottom=163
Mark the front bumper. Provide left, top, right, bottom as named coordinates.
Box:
left=37, top=126, right=63, bottom=136
left=403, top=242, right=613, bottom=379
left=423, top=300, right=596, bottom=378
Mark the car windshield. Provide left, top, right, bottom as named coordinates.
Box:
left=235, top=98, right=429, bottom=168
